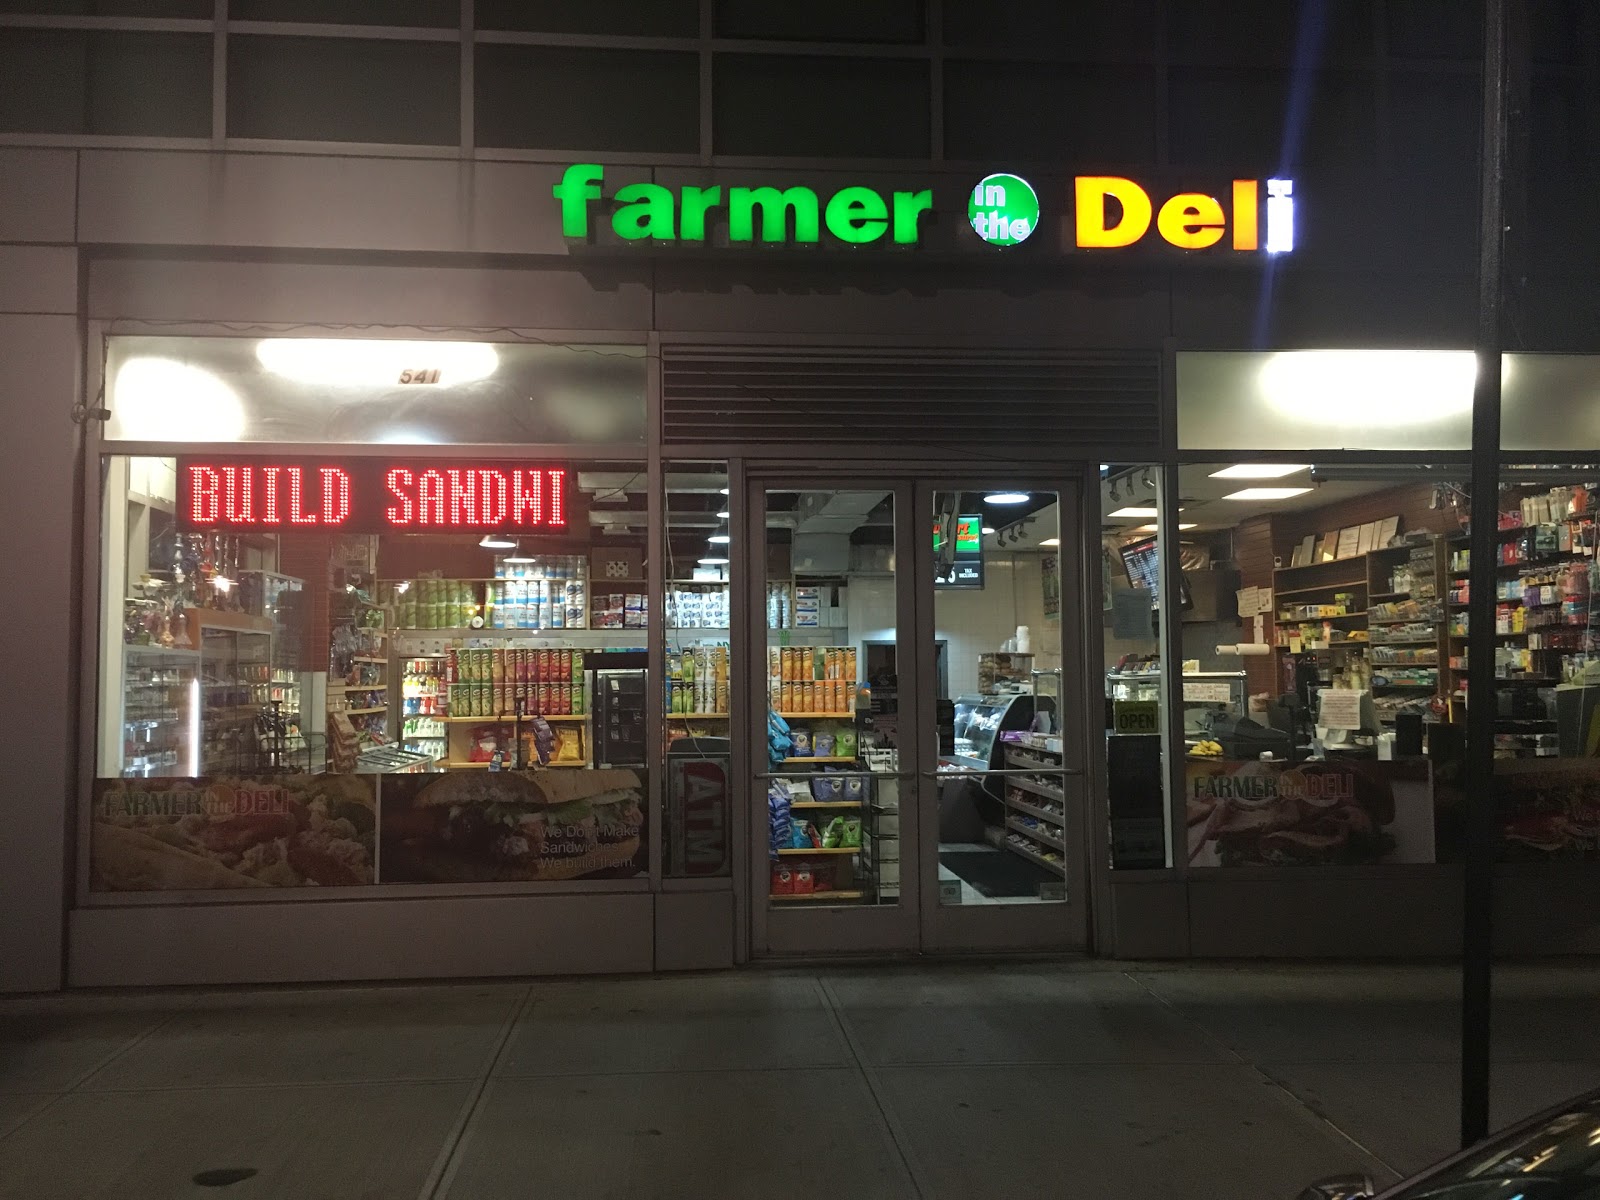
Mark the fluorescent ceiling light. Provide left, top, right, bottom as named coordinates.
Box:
left=1259, top=350, right=1480, bottom=427
left=1134, top=523, right=1198, bottom=532
left=479, top=534, right=516, bottom=550
left=699, top=556, right=729, bottom=565
left=1108, top=507, right=1159, bottom=518
left=113, top=357, right=246, bottom=442
left=984, top=492, right=1030, bottom=505
left=1223, top=487, right=1312, bottom=501
left=707, top=533, right=730, bottom=544
left=1209, top=463, right=1310, bottom=479
left=255, top=338, right=499, bottom=387
left=1040, top=537, right=1060, bottom=547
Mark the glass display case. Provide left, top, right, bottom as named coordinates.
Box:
left=119, top=645, right=199, bottom=777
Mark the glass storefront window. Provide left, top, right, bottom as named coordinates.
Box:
left=1102, top=464, right=1169, bottom=869
left=105, top=337, right=647, bottom=446
left=1174, top=459, right=1470, bottom=868
left=93, top=431, right=651, bottom=893
left=663, top=462, right=732, bottom=879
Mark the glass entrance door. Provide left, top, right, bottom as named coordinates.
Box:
left=749, top=478, right=920, bottom=956
left=746, top=474, right=1089, bottom=958
left=916, top=480, right=1090, bottom=953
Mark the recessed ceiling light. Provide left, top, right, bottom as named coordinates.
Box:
left=1040, top=537, right=1060, bottom=547
left=984, top=492, right=1030, bottom=505
left=981, top=525, right=995, bottom=534
left=699, top=556, right=729, bottom=565
left=716, top=510, right=730, bottom=519
left=1223, top=487, right=1312, bottom=501
left=1108, top=507, right=1159, bottom=518
left=1209, top=463, right=1311, bottom=479
left=1134, top=523, right=1197, bottom=532
left=707, top=533, right=731, bottom=544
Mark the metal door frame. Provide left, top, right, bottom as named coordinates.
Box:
left=745, top=473, right=923, bottom=958
left=912, top=476, right=1092, bottom=954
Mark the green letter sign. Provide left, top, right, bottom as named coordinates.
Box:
left=552, top=164, right=935, bottom=248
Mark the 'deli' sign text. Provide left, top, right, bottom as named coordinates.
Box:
left=177, top=460, right=569, bottom=533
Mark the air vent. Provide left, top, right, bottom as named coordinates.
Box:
left=660, top=345, right=1162, bottom=451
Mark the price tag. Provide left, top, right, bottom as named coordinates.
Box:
left=1113, top=699, right=1160, bottom=734
left=1318, top=688, right=1364, bottom=730
left=1182, top=681, right=1234, bottom=703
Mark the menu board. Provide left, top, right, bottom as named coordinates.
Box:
left=934, top=514, right=985, bottom=589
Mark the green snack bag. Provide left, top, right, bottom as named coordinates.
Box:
left=842, top=818, right=862, bottom=848
left=834, top=728, right=858, bottom=759
left=821, top=816, right=846, bottom=849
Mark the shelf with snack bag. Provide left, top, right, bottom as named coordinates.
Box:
left=778, top=711, right=854, bottom=719
left=770, top=890, right=865, bottom=903
left=782, top=755, right=858, bottom=764
left=667, top=712, right=729, bottom=720
left=775, top=846, right=859, bottom=856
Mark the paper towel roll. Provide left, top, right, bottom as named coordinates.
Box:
left=1216, top=643, right=1271, bottom=657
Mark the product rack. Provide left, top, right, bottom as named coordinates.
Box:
left=999, top=734, right=1068, bottom=879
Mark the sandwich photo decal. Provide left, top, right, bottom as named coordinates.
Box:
left=379, top=768, right=645, bottom=883
left=91, top=776, right=376, bottom=891
left=1185, top=758, right=1434, bottom=867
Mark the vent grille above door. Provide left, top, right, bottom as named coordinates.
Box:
left=660, top=345, right=1162, bottom=452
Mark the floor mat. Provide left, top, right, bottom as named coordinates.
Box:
left=938, top=848, right=1056, bottom=898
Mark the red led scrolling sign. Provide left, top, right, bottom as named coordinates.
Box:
left=176, top=460, right=569, bottom=533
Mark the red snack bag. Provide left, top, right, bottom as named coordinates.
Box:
left=792, top=867, right=814, bottom=895
left=771, top=866, right=794, bottom=895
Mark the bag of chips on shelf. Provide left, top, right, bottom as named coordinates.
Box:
left=842, top=819, right=862, bottom=848
left=767, top=783, right=791, bottom=861
left=821, top=816, right=846, bottom=848
left=791, top=729, right=812, bottom=757
left=833, top=728, right=857, bottom=759
left=809, top=775, right=839, bottom=802
left=842, top=775, right=866, bottom=803
left=813, top=732, right=835, bottom=757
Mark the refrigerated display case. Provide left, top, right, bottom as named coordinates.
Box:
left=949, top=692, right=1056, bottom=797
left=119, top=645, right=199, bottom=777
left=198, top=623, right=273, bottom=774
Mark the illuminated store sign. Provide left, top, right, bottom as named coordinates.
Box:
left=1074, top=176, right=1294, bottom=253
left=552, top=163, right=1295, bottom=255
left=553, top=163, right=932, bottom=246
left=178, top=461, right=569, bottom=533
left=968, top=173, right=1039, bottom=247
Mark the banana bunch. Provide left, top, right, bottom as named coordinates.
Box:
left=1191, top=739, right=1223, bottom=757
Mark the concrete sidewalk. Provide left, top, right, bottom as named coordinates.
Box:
left=1, top=961, right=1597, bottom=1199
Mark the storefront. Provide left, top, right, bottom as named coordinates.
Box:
left=0, top=131, right=1588, bottom=990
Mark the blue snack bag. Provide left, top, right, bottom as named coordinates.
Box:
left=809, top=775, right=839, bottom=802
left=791, top=729, right=812, bottom=757
left=768, top=784, right=792, bottom=861
left=842, top=774, right=865, bottom=802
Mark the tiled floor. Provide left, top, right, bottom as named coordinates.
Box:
left=0, top=962, right=1597, bottom=1198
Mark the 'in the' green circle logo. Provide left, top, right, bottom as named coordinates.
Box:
left=968, top=173, right=1039, bottom=247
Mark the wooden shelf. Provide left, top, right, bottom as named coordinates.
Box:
left=1279, top=610, right=1367, bottom=621
left=338, top=706, right=388, bottom=715
left=770, top=890, right=865, bottom=902
left=449, top=759, right=591, bottom=769
left=1007, top=796, right=1064, bottom=826
left=1275, top=584, right=1367, bottom=598
left=1007, top=775, right=1065, bottom=804
left=782, top=755, right=858, bottom=764
left=775, top=847, right=859, bottom=856
left=789, top=800, right=864, bottom=809
left=777, top=711, right=854, bottom=719
left=332, top=684, right=387, bottom=691
left=352, top=656, right=387, bottom=664
left=446, top=713, right=587, bottom=722
left=667, top=713, right=729, bottom=719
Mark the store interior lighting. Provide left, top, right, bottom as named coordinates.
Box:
left=1040, top=537, right=1060, bottom=547
left=699, top=555, right=729, bottom=565
left=504, top=544, right=535, bottom=563
left=255, top=338, right=499, bottom=387
left=1209, top=463, right=1310, bottom=479
left=984, top=492, right=1030, bottom=504
left=1134, top=523, right=1197, bottom=532
left=708, top=533, right=731, bottom=544
left=1222, top=486, right=1313, bottom=501
left=716, top=510, right=730, bottom=519
left=1108, top=506, right=1160, bottom=518
left=982, top=525, right=996, bottom=534
left=1259, top=350, right=1478, bottom=426
left=113, top=357, right=247, bottom=441
left=478, top=534, right=516, bottom=550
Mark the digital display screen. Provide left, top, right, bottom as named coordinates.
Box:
left=176, top=459, right=569, bottom=533
left=1119, top=536, right=1161, bottom=593
left=935, top=514, right=985, bottom=589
